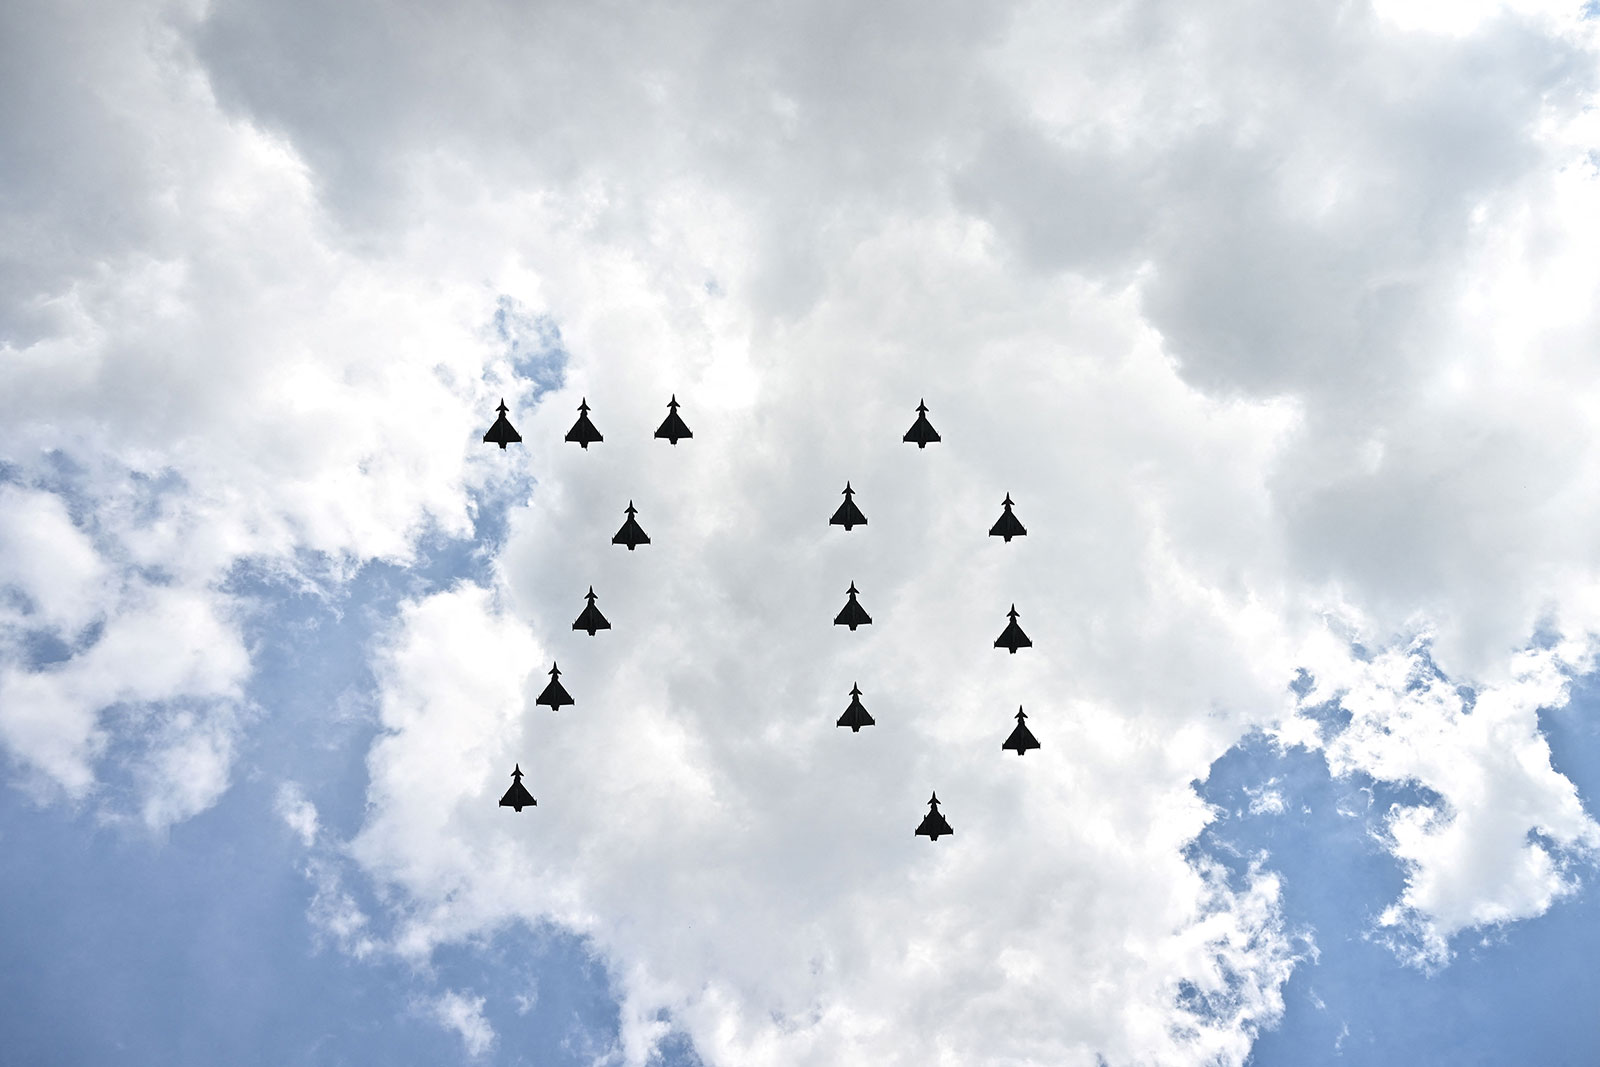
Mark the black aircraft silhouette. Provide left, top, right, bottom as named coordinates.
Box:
left=536, top=662, right=574, bottom=709
left=655, top=394, right=693, bottom=444
left=612, top=501, right=651, bottom=550
left=989, top=493, right=1027, bottom=542
left=903, top=399, right=941, bottom=448
left=1002, top=707, right=1040, bottom=755
left=483, top=398, right=522, bottom=450
left=573, top=587, right=611, bottom=636
left=834, top=582, right=873, bottom=631
left=837, top=683, right=875, bottom=732
left=565, top=398, right=603, bottom=449
left=995, top=604, right=1032, bottom=653
left=829, top=482, right=868, bottom=531
left=915, top=793, right=953, bottom=840
left=499, top=764, right=536, bottom=811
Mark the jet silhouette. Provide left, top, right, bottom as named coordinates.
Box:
left=989, top=493, right=1027, bottom=543
left=836, top=683, right=875, bottom=732
left=915, top=793, right=953, bottom=840
left=903, top=399, right=941, bottom=448
left=483, top=398, right=522, bottom=450
left=573, top=586, right=611, bottom=636
left=612, top=501, right=651, bottom=550
left=565, top=398, right=604, bottom=449
left=655, top=394, right=693, bottom=444
left=499, top=764, right=536, bottom=811
left=834, top=582, right=873, bottom=631
left=829, top=482, right=868, bottom=531
left=536, top=662, right=574, bottom=710
left=995, top=604, right=1032, bottom=653
left=1002, top=707, right=1041, bottom=755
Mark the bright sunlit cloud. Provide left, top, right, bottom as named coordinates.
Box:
left=3, top=0, right=1600, bottom=1062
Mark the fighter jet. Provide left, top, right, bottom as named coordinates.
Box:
left=612, top=501, right=651, bottom=550
left=989, top=493, right=1027, bottom=543
left=903, top=399, right=941, bottom=448
left=499, top=764, right=536, bottom=811
left=837, top=683, right=875, bottom=732
left=995, top=604, right=1032, bottom=653
left=829, top=482, right=868, bottom=531
left=914, top=793, right=954, bottom=840
left=834, top=582, right=873, bottom=631
left=573, top=586, right=611, bottom=636
left=536, top=662, right=574, bottom=710
left=655, top=394, right=693, bottom=445
left=1002, top=707, right=1041, bottom=755
left=565, top=398, right=604, bottom=449
left=483, top=398, right=522, bottom=450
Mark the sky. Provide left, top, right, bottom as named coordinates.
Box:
left=3, top=0, right=1600, bottom=1063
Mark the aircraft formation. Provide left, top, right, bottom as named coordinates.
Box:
left=487, top=395, right=1037, bottom=840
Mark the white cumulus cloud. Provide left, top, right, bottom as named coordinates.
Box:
left=5, top=0, right=1600, bottom=1062
left=1291, top=636, right=1600, bottom=967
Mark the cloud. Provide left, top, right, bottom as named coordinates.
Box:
left=350, top=553, right=1308, bottom=1064
left=1371, top=0, right=1583, bottom=36
left=425, top=990, right=496, bottom=1059
left=5, top=0, right=1600, bottom=1062
left=275, top=780, right=320, bottom=848
left=129, top=698, right=244, bottom=829
left=276, top=781, right=382, bottom=960
left=297, top=0, right=1597, bottom=1053
left=0, top=0, right=547, bottom=816
left=1290, top=637, right=1600, bottom=968
left=0, top=580, right=249, bottom=803
left=0, top=485, right=110, bottom=636
left=1246, top=780, right=1288, bottom=816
